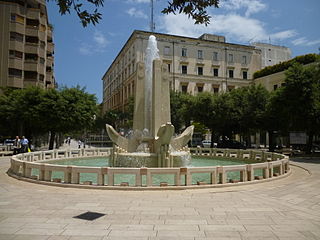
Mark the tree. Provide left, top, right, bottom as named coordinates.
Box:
left=281, top=61, right=320, bottom=152
left=229, top=85, right=269, bottom=146
left=170, top=91, right=194, bottom=133
left=51, top=0, right=220, bottom=27
left=49, top=0, right=103, bottom=27
left=0, top=87, right=46, bottom=138
left=0, top=86, right=97, bottom=149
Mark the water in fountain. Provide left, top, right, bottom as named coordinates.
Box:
left=144, top=35, right=159, bottom=135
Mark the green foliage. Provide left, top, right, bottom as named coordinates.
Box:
left=0, top=86, right=97, bottom=147
left=50, top=0, right=103, bottom=27
left=51, top=0, right=220, bottom=27
left=170, top=91, right=194, bottom=132
left=253, top=54, right=318, bottom=79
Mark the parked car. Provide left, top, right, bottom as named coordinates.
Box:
left=4, top=139, right=14, bottom=146
left=217, top=140, right=246, bottom=149
left=202, top=140, right=211, bottom=148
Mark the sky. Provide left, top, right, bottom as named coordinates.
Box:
left=47, top=0, right=320, bottom=103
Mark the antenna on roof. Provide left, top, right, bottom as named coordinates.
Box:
left=150, top=0, right=155, bottom=32
left=269, top=36, right=271, bottom=44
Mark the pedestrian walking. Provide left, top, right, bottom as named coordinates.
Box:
left=13, top=136, right=21, bottom=155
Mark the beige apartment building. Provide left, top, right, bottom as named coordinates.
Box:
left=102, top=30, right=262, bottom=113
left=0, top=0, right=55, bottom=92
left=252, top=42, right=291, bottom=68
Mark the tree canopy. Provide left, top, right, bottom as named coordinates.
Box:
left=50, top=0, right=220, bottom=27
left=0, top=86, right=97, bottom=149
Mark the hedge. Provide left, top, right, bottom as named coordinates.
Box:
left=253, top=53, right=318, bottom=79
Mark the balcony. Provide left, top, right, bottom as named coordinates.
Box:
left=47, top=42, right=54, bottom=54
left=8, top=76, right=23, bottom=88
left=24, top=61, right=38, bottom=72
left=25, top=27, right=39, bottom=36
left=9, top=58, right=23, bottom=69
left=46, top=57, right=53, bottom=67
left=26, top=8, right=40, bottom=19
left=9, top=22, right=25, bottom=35
left=25, top=44, right=39, bottom=54
left=9, top=41, right=24, bottom=52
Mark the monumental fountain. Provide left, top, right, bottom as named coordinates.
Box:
left=106, top=35, right=194, bottom=168
left=7, top=35, right=290, bottom=188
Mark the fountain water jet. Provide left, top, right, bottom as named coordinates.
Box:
left=106, top=35, right=194, bottom=167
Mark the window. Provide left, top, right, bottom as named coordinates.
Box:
left=164, top=46, right=170, bottom=55
left=197, top=85, right=203, bottom=93
left=213, top=68, right=219, bottom=77
left=273, top=85, right=278, bottom=90
left=39, top=74, right=44, bottom=81
left=242, top=71, right=248, bottom=79
left=181, top=85, right=188, bottom=93
left=39, top=57, right=45, bottom=64
left=213, top=52, right=218, bottom=61
left=25, top=53, right=38, bottom=62
left=16, top=15, right=24, bottom=24
left=242, top=56, right=247, bottom=64
left=8, top=68, right=22, bottom=77
left=228, top=54, right=234, bottom=63
left=228, top=69, right=234, bottom=78
left=167, top=63, right=171, bottom=72
left=198, top=66, right=203, bottom=75
left=182, top=65, right=187, bottom=74
left=9, top=50, right=22, bottom=59
left=228, top=86, right=235, bottom=91
left=10, top=32, right=23, bottom=42
left=24, top=71, right=37, bottom=80
left=182, top=48, right=187, bottom=57
left=26, top=18, right=39, bottom=28
left=213, top=87, right=219, bottom=94
left=10, top=14, right=16, bottom=21
left=25, top=36, right=39, bottom=44
left=198, top=50, right=203, bottom=59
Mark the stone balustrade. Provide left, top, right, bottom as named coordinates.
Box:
left=8, top=147, right=290, bottom=189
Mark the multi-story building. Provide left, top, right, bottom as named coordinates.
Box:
left=251, top=42, right=291, bottom=68
left=102, top=30, right=262, bottom=113
left=0, top=0, right=55, bottom=92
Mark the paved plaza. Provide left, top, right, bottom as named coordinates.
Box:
left=0, top=155, right=320, bottom=240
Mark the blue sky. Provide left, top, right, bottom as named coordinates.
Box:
left=47, top=0, right=320, bottom=103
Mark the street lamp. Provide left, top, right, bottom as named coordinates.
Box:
left=225, top=47, right=228, bottom=92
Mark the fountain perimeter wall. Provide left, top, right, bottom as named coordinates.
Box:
left=8, top=148, right=290, bottom=189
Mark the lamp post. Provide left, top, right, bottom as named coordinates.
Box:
left=225, top=47, right=228, bottom=92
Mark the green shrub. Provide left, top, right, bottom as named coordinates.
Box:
left=253, top=53, right=318, bottom=79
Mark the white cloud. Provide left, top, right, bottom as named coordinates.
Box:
left=270, top=30, right=297, bottom=40
left=79, top=30, right=109, bottom=55
left=158, top=13, right=296, bottom=44
left=126, top=7, right=148, bottom=19
left=220, top=0, right=267, bottom=17
left=292, top=37, right=320, bottom=46
left=93, top=31, right=108, bottom=48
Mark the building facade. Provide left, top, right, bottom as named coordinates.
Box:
left=0, top=0, right=55, bottom=91
left=251, top=42, right=291, bottom=68
left=102, top=30, right=262, bottom=113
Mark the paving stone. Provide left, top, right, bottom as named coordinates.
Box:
left=1, top=157, right=320, bottom=239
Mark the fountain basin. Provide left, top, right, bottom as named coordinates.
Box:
left=8, top=147, right=291, bottom=189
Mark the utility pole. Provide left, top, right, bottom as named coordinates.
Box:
left=150, top=0, right=155, bottom=32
